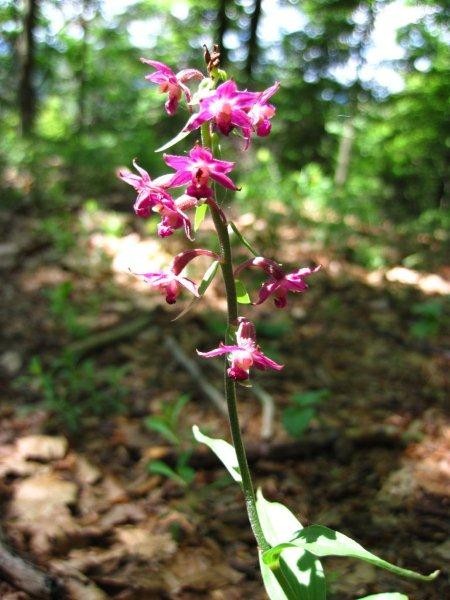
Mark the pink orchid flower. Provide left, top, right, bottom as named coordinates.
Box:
left=184, top=80, right=255, bottom=139
left=118, top=160, right=173, bottom=217
left=197, top=317, right=283, bottom=381
left=118, top=160, right=193, bottom=239
left=235, top=257, right=321, bottom=308
left=155, top=200, right=193, bottom=240
left=141, top=59, right=203, bottom=116
left=138, top=249, right=219, bottom=304
left=247, top=81, right=280, bottom=137
left=164, top=145, right=238, bottom=198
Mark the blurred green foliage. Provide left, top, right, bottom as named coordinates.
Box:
left=1, top=0, right=447, bottom=234
left=23, top=354, right=128, bottom=432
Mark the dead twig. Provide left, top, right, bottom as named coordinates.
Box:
left=0, top=526, right=62, bottom=599
left=210, top=361, right=275, bottom=440
left=164, top=335, right=227, bottom=416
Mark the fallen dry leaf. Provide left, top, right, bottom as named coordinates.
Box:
left=10, top=470, right=79, bottom=554
left=17, top=435, right=68, bottom=462
left=115, top=525, right=177, bottom=561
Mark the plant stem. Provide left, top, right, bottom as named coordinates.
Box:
left=201, top=121, right=270, bottom=553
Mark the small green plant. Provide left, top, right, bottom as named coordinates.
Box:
left=26, top=353, right=128, bottom=432
left=409, top=299, right=446, bottom=339
left=145, top=394, right=195, bottom=486
left=282, top=389, right=330, bottom=438
left=44, top=281, right=88, bottom=339
left=39, top=215, right=76, bottom=254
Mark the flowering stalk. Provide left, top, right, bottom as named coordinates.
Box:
left=199, top=117, right=272, bottom=552
left=118, top=44, right=437, bottom=599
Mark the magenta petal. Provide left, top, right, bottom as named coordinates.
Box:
left=165, top=95, right=179, bottom=116
left=168, top=171, right=192, bottom=188
left=252, top=351, right=284, bottom=371
left=210, top=171, right=238, bottom=190
left=197, top=344, right=240, bottom=359
left=255, top=280, right=280, bottom=305
left=164, top=154, right=191, bottom=170
left=184, top=110, right=212, bottom=132
left=231, top=109, right=253, bottom=129
left=177, top=276, right=199, bottom=297
left=141, top=59, right=173, bottom=74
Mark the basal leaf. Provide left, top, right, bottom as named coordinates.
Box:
left=192, top=425, right=242, bottom=484
left=259, top=548, right=326, bottom=600
left=256, top=488, right=303, bottom=547
left=291, top=525, right=439, bottom=582
left=257, top=490, right=326, bottom=600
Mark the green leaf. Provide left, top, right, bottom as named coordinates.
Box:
left=282, top=406, right=316, bottom=438
left=256, top=489, right=303, bottom=546
left=194, top=203, right=208, bottom=231
left=290, top=525, right=439, bottom=582
left=145, top=417, right=179, bottom=445
left=235, top=279, right=251, bottom=304
left=259, top=548, right=326, bottom=600
left=291, top=389, right=330, bottom=406
left=228, top=221, right=259, bottom=256
left=155, top=128, right=191, bottom=153
left=198, top=260, right=220, bottom=296
left=147, top=460, right=187, bottom=485
left=358, top=594, right=408, bottom=600
left=256, top=490, right=326, bottom=600
left=192, top=425, right=242, bottom=484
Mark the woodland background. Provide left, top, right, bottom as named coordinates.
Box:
left=0, top=1, right=448, bottom=598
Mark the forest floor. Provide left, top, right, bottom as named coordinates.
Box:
left=0, top=202, right=448, bottom=599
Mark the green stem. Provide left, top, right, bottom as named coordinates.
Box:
left=201, top=121, right=270, bottom=553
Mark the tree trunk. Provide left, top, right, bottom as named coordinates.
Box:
left=334, top=116, right=355, bottom=189
left=18, top=0, right=39, bottom=136
left=245, top=0, right=262, bottom=78
left=216, top=0, right=229, bottom=67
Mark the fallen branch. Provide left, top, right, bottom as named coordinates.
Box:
left=164, top=336, right=227, bottom=416
left=67, top=314, right=153, bottom=359
left=149, top=426, right=404, bottom=471
left=0, top=526, right=62, bottom=599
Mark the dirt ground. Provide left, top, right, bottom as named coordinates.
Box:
left=0, top=208, right=448, bottom=599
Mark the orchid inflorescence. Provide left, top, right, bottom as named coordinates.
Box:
left=119, top=51, right=319, bottom=381
left=118, top=47, right=437, bottom=598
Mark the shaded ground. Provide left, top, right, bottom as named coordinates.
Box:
left=0, top=205, right=448, bottom=599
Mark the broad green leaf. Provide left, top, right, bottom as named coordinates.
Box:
left=282, top=406, right=316, bottom=438
left=194, top=203, right=208, bottom=231
left=256, top=488, right=303, bottom=547
left=155, top=128, right=191, bottom=152
left=291, top=525, right=439, bottom=582
left=228, top=221, right=259, bottom=256
left=292, top=389, right=330, bottom=406
left=235, top=279, right=251, bottom=304
left=198, top=260, right=220, bottom=296
left=257, top=490, right=326, bottom=600
left=192, top=425, right=242, bottom=484
left=144, top=417, right=179, bottom=445
left=147, top=460, right=187, bottom=485
left=259, top=548, right=326, bottom=600
left=358, top=594, right=408, bottom=600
